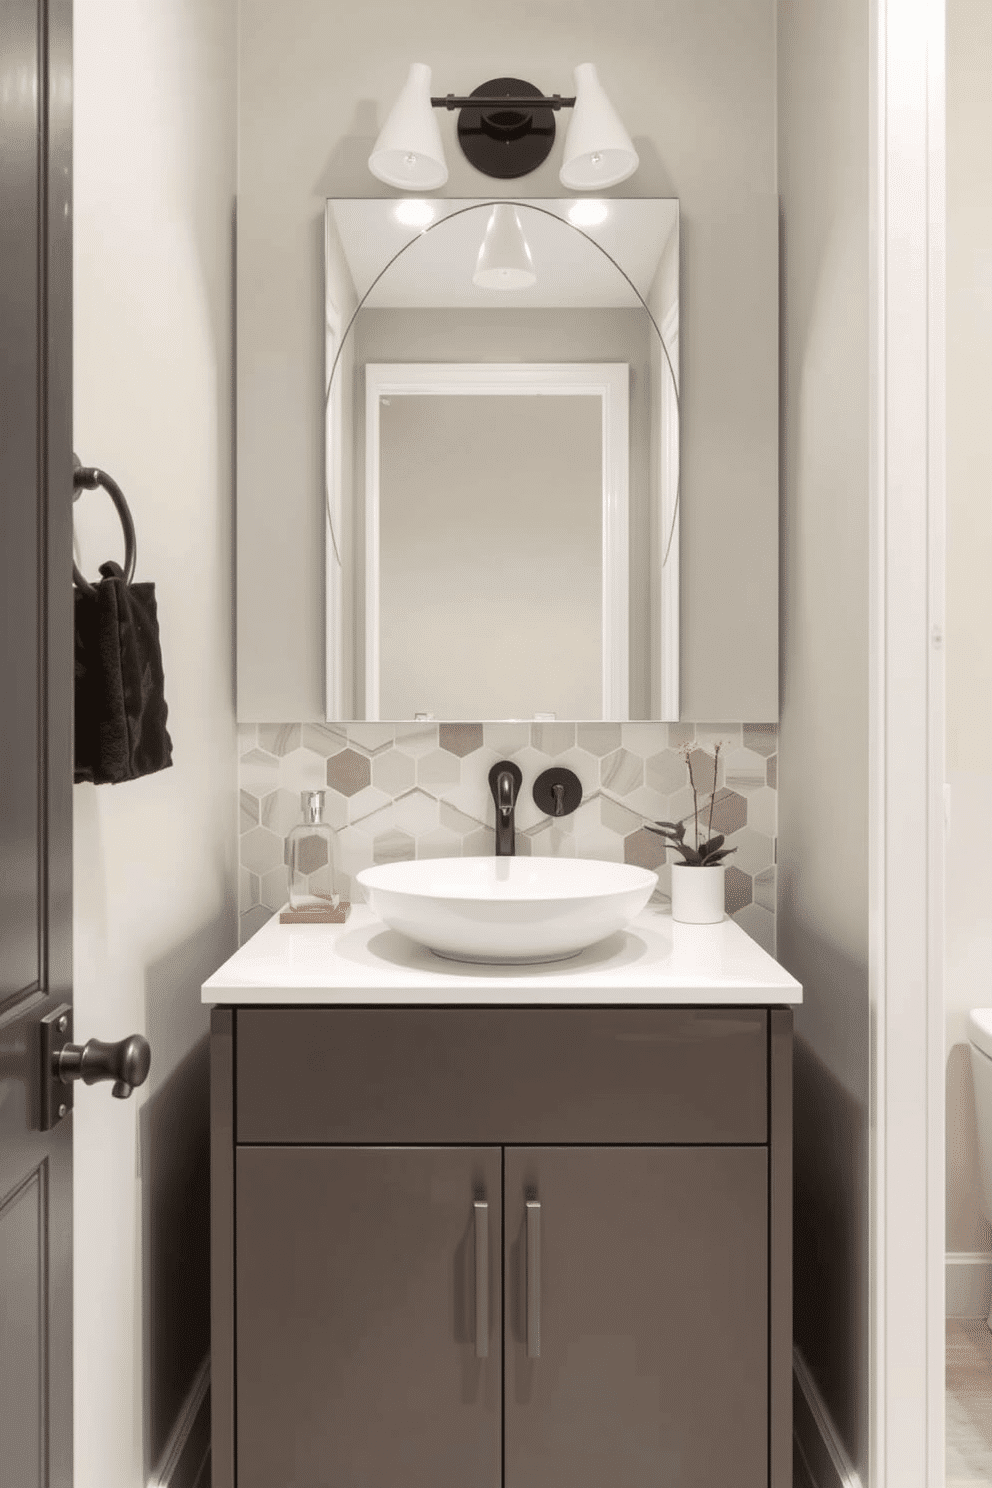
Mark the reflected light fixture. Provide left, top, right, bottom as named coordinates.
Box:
left=368, top=63, right=638, bottom=190
left=567, top=199, right=610, bottom=228
left=394, top=199, right=437, bottom=228
left=473, top=205, right=536, bottom=291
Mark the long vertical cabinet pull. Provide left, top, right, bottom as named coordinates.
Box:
left=526, top=1198, right=541, bottom=1358
left=474, top=1200, right=489, bottom=1359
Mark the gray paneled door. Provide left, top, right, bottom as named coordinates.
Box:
left=236, top=1146, right=503, bottom=1488
left=504, top=1146, right=769, bottom=1488
left=0, top=0, right=74, bottom=1484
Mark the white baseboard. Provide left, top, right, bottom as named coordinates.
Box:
left=148, top=1353, right=210, bottom=1488
left=793, top=1347, right=864, bottom=1488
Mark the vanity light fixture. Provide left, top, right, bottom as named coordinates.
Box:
left=368, top=63, right=638, bottom=189
left=473, top=205, right=536, bottom=290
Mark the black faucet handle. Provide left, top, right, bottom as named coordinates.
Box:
left=533, top=767, right=582, bottom=819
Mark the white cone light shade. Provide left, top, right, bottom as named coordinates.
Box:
left=369, top=63, right=448, bottom=190
left=560, top=63, right=639, bottom=189
left=473, top=205, right=536, bottom=290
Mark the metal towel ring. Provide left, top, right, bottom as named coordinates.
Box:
left=72, top=457, right=137, bottom=596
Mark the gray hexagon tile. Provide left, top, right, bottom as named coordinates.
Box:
left=646, top=749, right=687, bottom=796
left=723, top=748, right=767, bottom=795
left=622, top=785, right=669, bottom=824
left=345, top=784, right=392, bottom=824
left=439, top=801, right=485, bottom=837
left=282, top=747, right=333, bottom=793
left=240, top=867, right=259, bottom=913
left=373, top=748, right=416, bottom=796
left=724, top=865, right=753, bottom=915
left=261, top=865, right=290, bottom=912
left=753, top=866, right=776, bottom=913
left=262, top=788, right=309, bottom=839
left=353, top=788, right=439, bottom=840
left=601, top=748, right=643, bottom=795
left=532, top=722, right=575, bottom=755
left=392, top=723, right=438, bottom=757
left=707, top=789, right=748, bottom=837
left=744, top=786, right=777, bottom=839
left=463, top=826, right=496, bottom=856
left=372, top=829, right=415, bottom=866
left=417, top=827, right=464, bottom=859
left=240, top=747, right=280, bottom=799
left=686, top=747, right=718, bottom=798
left=725, top=827, right=774, bottom=876
left=257, top=723, right=301, bottom=757
left=326, top=748, right=372, bottom=796
left=238, top=724, right=258, bottom=755
left=241, top=905, right=273, bottom=941
left=620, top=723, right=664, bottom=758
left=624, top=826, right=667, bottom=871
left=345, top=723, right=399, bottom=755
left=601, top=795, right=643, bottom=838
left=240, top=790, right=259, bottom=834
left=482, top=722, right=530, bottom=755
left=438, top=723, right=484, bottom=757
left=418, top=749, right=462, bottom=789
left=576, top=723, right=622, bottom=756
left=666, top=723, right=695, bottom=749
left=300, top=723, right=349, bottom=757
left=731, top=901, right=774, bottom=955
left=241, top=826, right=284, bottom=876
left=742, top=723, right=778, bottom=758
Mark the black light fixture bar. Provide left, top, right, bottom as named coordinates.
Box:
left=431, top=94, right=576, bottom=110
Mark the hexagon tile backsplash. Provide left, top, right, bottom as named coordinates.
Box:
left=238, top=721, right=778, bottom=953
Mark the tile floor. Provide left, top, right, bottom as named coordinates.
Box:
left=947, top=1318, right=992, bottom=1486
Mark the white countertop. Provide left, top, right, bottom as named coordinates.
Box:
left=202, top=903, right=802, bottom=1006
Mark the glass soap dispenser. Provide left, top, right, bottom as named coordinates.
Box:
left=287, top=790, right=340, bottom=911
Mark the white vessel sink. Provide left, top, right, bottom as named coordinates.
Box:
left=356, top=856, right=659, bottom=964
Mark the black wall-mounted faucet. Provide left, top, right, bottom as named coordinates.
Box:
left=488, top=760, right=523, bottom=856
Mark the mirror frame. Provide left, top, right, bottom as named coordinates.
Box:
left=323, top=198, right=680, bottom=722
left=364, top=362, right=630, bottom=720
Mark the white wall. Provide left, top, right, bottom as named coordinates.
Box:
left=776, top=0, right=871, bottom=1478
left=236, top=0, right=780, bottom=723
left=72, top=0, right=237, bottom=1481
left=946, top=0, right=992, bottom=1273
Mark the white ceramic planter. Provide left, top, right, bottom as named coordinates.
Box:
left=670, top=863, right=725, bottom=924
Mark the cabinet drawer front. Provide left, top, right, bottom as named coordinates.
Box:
left=236, top=1007, right=767, bottom=1144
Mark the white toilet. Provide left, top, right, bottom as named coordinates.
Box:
left=967, top=1009, right=992, bottom=1326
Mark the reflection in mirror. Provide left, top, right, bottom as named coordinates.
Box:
left=324, top=198, right=679, bottom=721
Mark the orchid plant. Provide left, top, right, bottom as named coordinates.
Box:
left=645, top=741, right=737, bottom=867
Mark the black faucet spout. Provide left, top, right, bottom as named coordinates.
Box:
left=488, top=760, right=523, bottom=856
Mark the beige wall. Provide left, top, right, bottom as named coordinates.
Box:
left=946, top=0, right=992, bottom=1283
left=776, top=0, right=871, bottom=1478
left=237, top=0, right=779, bottom=722
left=73, top=0, right=237, bottom=1480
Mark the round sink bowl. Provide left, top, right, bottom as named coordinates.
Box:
left=356, top=856, right=658, bottom=964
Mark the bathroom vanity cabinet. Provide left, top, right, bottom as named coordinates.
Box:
left=209, top=996, right=794, bottom=1488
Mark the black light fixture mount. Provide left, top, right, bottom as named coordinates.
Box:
left=436, top=78, right=575, bottom=180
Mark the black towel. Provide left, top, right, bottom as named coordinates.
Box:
left=74, top=560, right=174, bottom=785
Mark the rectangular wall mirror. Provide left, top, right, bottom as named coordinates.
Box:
left=324, top=197, right=680, bottom=722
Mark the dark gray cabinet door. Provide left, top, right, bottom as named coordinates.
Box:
left=504, top=1147, right=768, bottom=1488
left=236, top=1145, right=502, bottom=1488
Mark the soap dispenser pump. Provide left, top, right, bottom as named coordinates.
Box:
left=287, top=790, right=340, bottom=912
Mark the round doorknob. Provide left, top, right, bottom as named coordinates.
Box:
left=55, top=1033, right=151, bottom=1099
